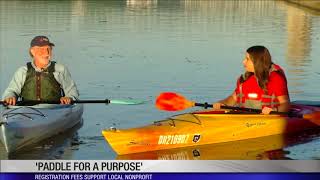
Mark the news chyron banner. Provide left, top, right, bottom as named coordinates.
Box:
left=1, top=160, right=320, bottom=180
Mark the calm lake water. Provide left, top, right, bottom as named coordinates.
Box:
left=1, top=0, right=320, bottom=160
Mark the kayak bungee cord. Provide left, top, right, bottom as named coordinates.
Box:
left=2, top=106, right=46, bottom=119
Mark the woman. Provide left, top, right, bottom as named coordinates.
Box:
left=213, top=45, right=290, bottom=114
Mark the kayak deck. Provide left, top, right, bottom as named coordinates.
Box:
left=102, top=104, right=320, bottom=155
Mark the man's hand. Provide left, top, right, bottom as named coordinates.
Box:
left=4, top=97, right=16, bottom=106
left=60, top=97, right=72, bottom=104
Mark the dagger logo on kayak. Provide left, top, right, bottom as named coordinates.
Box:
left=193, top=149, right=201, bottom=157
left=193, top=134, right=201, bottom=143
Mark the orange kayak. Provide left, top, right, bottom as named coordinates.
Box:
left=117, top=129, right=320, bottom=160
left=102, top=103, right=320, bottom=155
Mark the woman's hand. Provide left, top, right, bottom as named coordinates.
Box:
left=213, top=102, right=225, bottom=110
left=261, top=107, right=275, bottom=115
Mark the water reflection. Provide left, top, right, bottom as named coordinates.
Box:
left=126, top=0, right=157, bottom=8
left=286, top=6, right=311, bottom=66
left=117, top=129, right=320, bottom=160
left=71, top=0, right=86, bottom=17
left=277, top=0, right=319, bottom=97
left=285, top=2, right=312, bottom=95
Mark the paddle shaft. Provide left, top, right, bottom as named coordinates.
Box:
left=194, top=102, right=287, bottom=115
left=0, top=99, right=110, bottom=105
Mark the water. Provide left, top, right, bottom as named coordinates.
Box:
left=1, top=0, right=320, bottom=159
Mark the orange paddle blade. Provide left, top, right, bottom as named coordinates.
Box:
left=155, top=92, right=195, bottom=111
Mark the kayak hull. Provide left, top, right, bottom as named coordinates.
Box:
left=102, top=104, right=320, bottom=155
left=0, top=104, right=83, bottom=153
left=117, top=129, right=320, bottom=160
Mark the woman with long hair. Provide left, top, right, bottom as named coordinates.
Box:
left=213, top=45, right=290, bottom=114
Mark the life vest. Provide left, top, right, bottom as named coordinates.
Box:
left=235, top=64, right=287, bottom=109
left=21, top=61, right=64, bottom=101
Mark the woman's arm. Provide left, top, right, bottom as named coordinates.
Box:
left=261, top=95, right=290, bottom=114
left=276, top=95, right=290, bottom=112
left=213, top=92, right=237, bottom=109
left=219, top=92, right=237, bottom=106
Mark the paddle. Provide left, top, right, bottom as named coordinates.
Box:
left=155, top=92, right=320, bottom=123
left=155, top=92, right=285, bottom=114
left=0, top=99, right=145, bottom=106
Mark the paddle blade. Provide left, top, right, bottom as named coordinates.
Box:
left=155, top=92, right=194, bottom=111
left=110, top=99, right=145, bottom=105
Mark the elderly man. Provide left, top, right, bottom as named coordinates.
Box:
left=2, top=36, right=79, bottom=105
